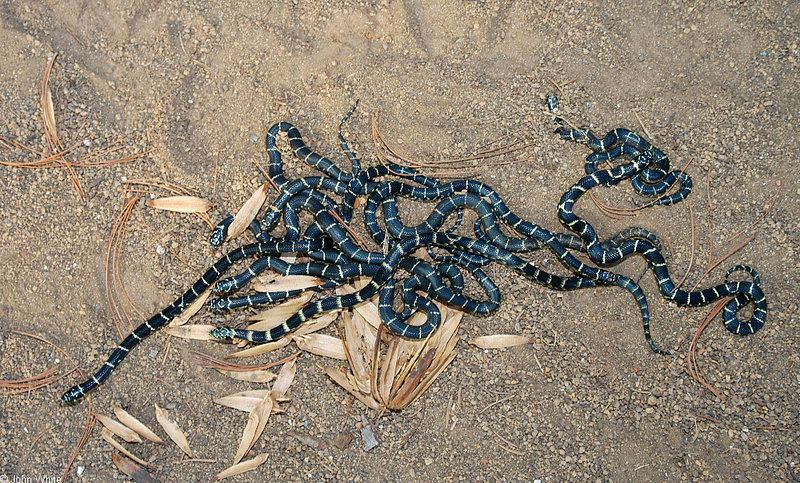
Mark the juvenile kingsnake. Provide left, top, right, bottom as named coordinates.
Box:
left=61, top=107, right=766, bottom=404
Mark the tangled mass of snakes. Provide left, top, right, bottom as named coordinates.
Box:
left=60, top=104, right=767, bottom=404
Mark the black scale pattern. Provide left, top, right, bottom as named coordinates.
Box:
left=61, top=107, right=766, bottom=404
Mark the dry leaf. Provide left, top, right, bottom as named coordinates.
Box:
left=468, top=334, right=533, bottom=349
left=245, top=292, right=314, bottom=327
left=101, top=429, right=155, bottom=468
left=233, top=409, right=259, bottom=465
left=226, top=337, right=290, bottom=358
left=215, top=391, right=269, bottom=413
left=324, top=366, right=379, bottom=410
left=252, top=275, right=324, bottom=293
left=250, top=397, right=273, bottom=453
left=337, top=281, right=381, bottom=329
left=392, top=350, right=458, bottom=409
left=95, top=413, right=143, bottom=443
left=293, top=333, right=347, bottom=360
left=210, top=452, right=268, bottom=481
left=215, top=368, right=276, bottom=384
left=272, top=358, right=296, bottom=396
left=112, top=453, right=159, bottom=483
left=342, top=311, right=371, bottom=392
left=232, top=396, right=272, bottom=465
left=113, top=405, right=166, bottom=445
left=170, top=288, right=211, bottom=327
left=292, top=311, right=339, bottom=336
left=163, top=324, right=214, bottom=341
left=146, top=195, right=213, bottom=213
left=154, top=404, right=193, bottom=458
left=225, top=182, right=269, bottom=241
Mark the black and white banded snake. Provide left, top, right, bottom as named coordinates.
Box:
left=60, top=108, right=766, bottom=404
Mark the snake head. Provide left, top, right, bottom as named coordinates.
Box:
left=213, top=278, right=237, bottom=294
left=209, top=216, right=234, bottom=248
left=209, top=327, right=236, bottom=341
left=60, top=386, right=84, bottom=405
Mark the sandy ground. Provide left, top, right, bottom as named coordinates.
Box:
left=1, top=0, right=799, bottom=481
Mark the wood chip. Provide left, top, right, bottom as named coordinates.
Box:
left=331, top=431, right=354, bottom=450
left=287, top=431, right=328, bottom=450
left=111, top=453, right=159, bottom=483
left=154, top=404, right=193, bottom=458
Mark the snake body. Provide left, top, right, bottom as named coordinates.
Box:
left=61, top=108, right=766, bottom=404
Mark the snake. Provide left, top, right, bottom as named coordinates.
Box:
left=61, top=106, right=766, bottom=404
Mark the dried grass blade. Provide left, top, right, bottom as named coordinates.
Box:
left=154, top=404, right=193, bottom=458
left=686, top=297, right=731, bottom=402
left=95, top=414, right=143, bottom=443
left=468, top=334, right=534, bottom=349
left=145, top=195, right=213, bottom=213
left=210, top=452, right=268, bottom=481
left=352, top=309, right=378, bottom=352
left=354, top=300, right=382, bottom=329
left=113, top=405, right=165, bottom=445
left=390, top=348, right=436, bottom=407
left=226, top=182, right=269, bottom=241
left=379, top=339, right=402, bottom=403
left=0, top=366, right=62, bottom=393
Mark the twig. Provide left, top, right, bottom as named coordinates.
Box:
left=632, top=110, right=654, bottom=142
left=689, top=234, right=756, bottom=292
left=686, top=297, right=733, bottom=401
left=480, top=394, right=515, bottom=413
